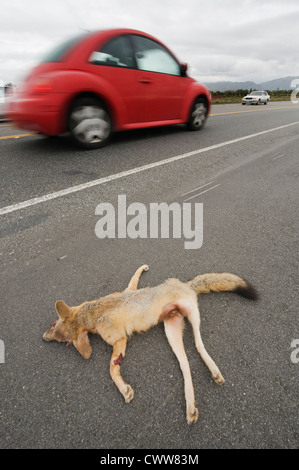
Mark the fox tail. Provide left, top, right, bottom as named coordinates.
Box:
left=187, top=272, right=258, bottom=300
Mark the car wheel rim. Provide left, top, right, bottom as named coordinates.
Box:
left=70, top=105, right=111, bottom=144
left=192, top=102, right=206, bottom=128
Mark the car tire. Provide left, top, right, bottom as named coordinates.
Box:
left=187, top=97, right=208, bottom=131
left=68, top=97, right=112, bottom=149
left=264, top=101, right=267, bottom=105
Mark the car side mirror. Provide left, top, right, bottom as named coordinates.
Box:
left=180, top=63, right=188, bottom=76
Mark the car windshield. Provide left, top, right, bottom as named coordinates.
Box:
left=41, top=33, right=88, bottom=62
left=249, top=92, right=262, bottom=96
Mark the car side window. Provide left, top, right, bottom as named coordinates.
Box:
left=89, top=35, right=135, bottom=68
left=131, top=35, right=181, bottom=76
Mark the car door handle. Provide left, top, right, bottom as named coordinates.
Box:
left=138, top=78, right=152, bottom=84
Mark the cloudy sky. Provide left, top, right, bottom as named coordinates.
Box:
left=1, top=0, right=298, bottom=86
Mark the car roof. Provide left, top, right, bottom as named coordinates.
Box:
left=74, top=28, right=169, bottom=51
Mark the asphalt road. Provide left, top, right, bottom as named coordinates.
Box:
left=0, top=101, right=298, bottom=449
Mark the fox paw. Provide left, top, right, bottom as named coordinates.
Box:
left=140, top=264, right=149, bottom=272
left=123, top=384, right=134, bottom=403
left=187, top=406, right=199, bottom=425
left=213, top=372, right=225, bottom=385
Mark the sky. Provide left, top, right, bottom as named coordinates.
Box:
left=1, top=0, right=299, bottom=86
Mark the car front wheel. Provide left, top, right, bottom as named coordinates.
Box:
left=68, top=97, right=112, bottom=149
left=187, top=98, right=208, bottom=131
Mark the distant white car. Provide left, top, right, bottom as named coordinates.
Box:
left=242, top=91, right=270, bottom=105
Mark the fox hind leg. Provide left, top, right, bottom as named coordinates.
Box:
left=164, top=314, right=198, bottom=424
left=187, top=305, right=225, bottom=385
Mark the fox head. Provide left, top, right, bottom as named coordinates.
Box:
left=43, top=300, right=92, bottom=359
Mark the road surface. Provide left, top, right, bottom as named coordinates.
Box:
left=0, top=101, right=298, bottom=449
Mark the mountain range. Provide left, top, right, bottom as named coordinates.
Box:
left=203, top=76, right=298, bottom=92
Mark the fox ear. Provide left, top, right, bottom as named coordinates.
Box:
left=73, top=331, right=92, bottom=359
left=55, top=300, right=71, bottom=320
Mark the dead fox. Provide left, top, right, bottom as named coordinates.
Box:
left=43, top=264, right=258, bottom=424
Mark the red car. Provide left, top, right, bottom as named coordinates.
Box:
left=8, top=29, right=211, bottom=149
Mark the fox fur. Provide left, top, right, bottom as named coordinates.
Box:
left=43, top=264, right=258, bottom=424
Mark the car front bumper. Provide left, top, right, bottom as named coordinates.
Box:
left=242, top=99, right=259, bottom=104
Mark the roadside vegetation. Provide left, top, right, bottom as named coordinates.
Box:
left=211, top=89, right=292, bottom=104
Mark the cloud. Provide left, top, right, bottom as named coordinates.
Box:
left=1, top=0, right=298, bottom=84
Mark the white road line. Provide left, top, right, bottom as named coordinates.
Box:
left=183, top=184, right=221, bottom=202
left=272, top=153, right=285, bottom=160
left=1, top=120, right=299, bottom=216
left=180, top=181, right=215, bottom=197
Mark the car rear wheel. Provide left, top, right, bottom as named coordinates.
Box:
left=187, top=98, right=208, bottom=131
left=69, top=97, right=112, bottom=149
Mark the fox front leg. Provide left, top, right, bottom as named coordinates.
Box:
left=110, top=338, right=134, bottom=403
left=126, top=264, right=149, bottom=291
